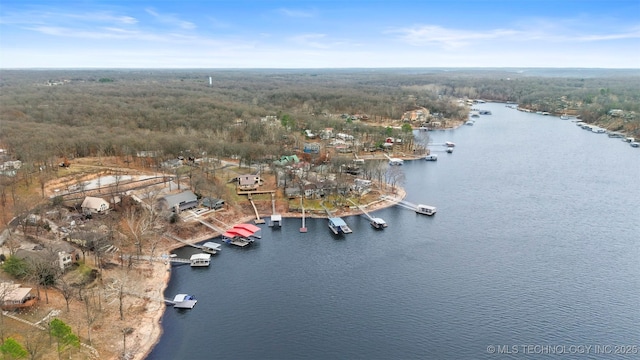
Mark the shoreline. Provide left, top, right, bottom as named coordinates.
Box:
left=136, top=187, right=407, bottom=359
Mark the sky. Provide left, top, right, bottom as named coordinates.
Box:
left=0, top=0, right=639, bottom=69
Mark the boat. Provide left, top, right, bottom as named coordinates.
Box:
left=189, top=253, right=211, bottom=267
left=560, top=114, right=569, bottom=120
left=630, top=142, right=639, bottom=148
left=388, top=158, right=404, bottom=166
left=170, top=294, right=198, bottom=309
left=445, top=141, right=455, bottom=147
left=446, top=148, right=454, bottom=153
left=415, top=204, right=437, bottom=216
left=423, top=154, right=438, bottom=161
left=328, top=217, right=352, bottom=235
left=607, top=132, right=624, bottom=138
left=201, top=242, right=222, bottom=255
left=370, top=218, right=388, bottom=229
left=465, top=120, right=475, bottom=126
left=479, top=110, right=492, bottom=115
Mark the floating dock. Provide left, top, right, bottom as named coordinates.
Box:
left=222, top=223, right=261, bottom=247
left=201, top=242, right=222, bottom=255
left=269, top=214, right=282, bottom=227
left=347, top=199, right=387, bottom=230
left=328, top=217, right=352, bottom=235
left=269, top=193, right=282, bottom=228
left=395, top=199, right=437, bottom=215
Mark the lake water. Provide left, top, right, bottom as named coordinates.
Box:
left=148, top=103, right=640, bottom=360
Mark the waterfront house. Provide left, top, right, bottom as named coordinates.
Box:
left=159, top=190, right=198, bottom=212
left=237, top=175, right=262, bottom=191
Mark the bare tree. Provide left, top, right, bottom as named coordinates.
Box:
left=83, top=289, right=99, bottom=345
left=23, top=329, right=46, bottom=360
left=124, top=207, right=151, bottom=260
left=57, top=277, right=74, bottom=312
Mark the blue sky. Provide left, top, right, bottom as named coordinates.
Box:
left=1, top=0, right=639, bottom=68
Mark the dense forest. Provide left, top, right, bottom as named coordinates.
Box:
left=1, top=68, right=639, bottom=167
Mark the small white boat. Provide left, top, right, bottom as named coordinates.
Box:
left=370, top=218, right=388, bottom=229
left=560, top=114, right=569, bottom=120
left=465, top=120, right=475, bottom=126
left=388, top=158, right=404, bottom=166
left=415, top=204, right=437, bottom=216
left=170, top=294, right=197, bottom=309
left=201, top=242, right=222, bottom=255
left=630, top=142, right=639, bottom=148
left=445, top=141, right=455, bottom=147
left=189, top=253, right=211, bottom=267
left=446, top=148, right=454, bottom=153
left=423, top=154, right=438, bottom=161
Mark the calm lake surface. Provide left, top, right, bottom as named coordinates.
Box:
left=148, top=103, right=640, bottom=360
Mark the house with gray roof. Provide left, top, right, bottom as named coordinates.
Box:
left=159, top=190, right=198, bottom=212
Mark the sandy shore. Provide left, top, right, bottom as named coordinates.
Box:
left=135, top=187, right=407, bottom=359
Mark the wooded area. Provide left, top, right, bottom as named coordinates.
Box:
left=1, top=68, right=639, bottom=359
left=1, top=69, right=639, bottom=168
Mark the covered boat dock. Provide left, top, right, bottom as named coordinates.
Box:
left=222, top=223, right=262, bottom=247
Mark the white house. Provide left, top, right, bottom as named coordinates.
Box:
left=81, top=197, right=110, bottom=214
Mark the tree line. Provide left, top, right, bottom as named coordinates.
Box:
left=1, top=68, right=639, bottom=166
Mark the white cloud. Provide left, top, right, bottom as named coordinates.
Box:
left=389, top=25, right=520, bottom=49
left=145, top=8, right=196, bottom=30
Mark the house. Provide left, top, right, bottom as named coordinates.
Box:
left=81, top=197, right=110, bottom=215
left=201, top=197, right=225, bottom=210
left=159, top=190, right=198, bottom=212
left=237, top=175, right=262, bottom=191
left=14, top=240, right=78, bottom=271
left=304, top=143, right=321, bottom=154
left=303, top=183, right=319, bottom=198
left=1, top=283, right=37, bottom=310
left=161, top=158, right=183, bottom=169
left=274, top=155, right=299, bottom=166
left=58, top=251, right=74, bottom=270
left=285, top=187, right=301, bottom=198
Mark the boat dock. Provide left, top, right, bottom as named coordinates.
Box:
left=300, top=197, right=307, bottom=233
left=161, top=253, right=211, bottom=267
left=394, top=199, right=437, bottom=215
left=222, top=223, right=262, bottom=247
left=347, top=199, right=387, bottom=229
left=322, top=203, right=352, bottom=235
left=269, top=193, right=282, bottom=228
